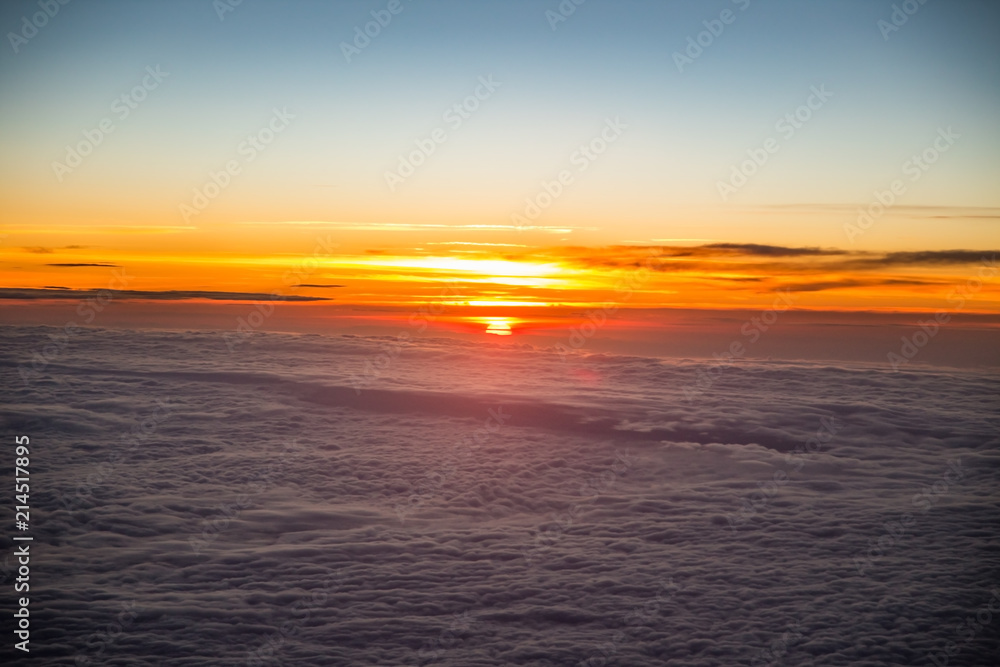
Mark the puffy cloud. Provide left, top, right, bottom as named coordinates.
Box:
left=0, top=326, right=996, bottom=665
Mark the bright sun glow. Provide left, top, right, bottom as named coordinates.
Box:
left=482, top=317, right=514, bottom=336
left=349, top=256, right=562, bottom=277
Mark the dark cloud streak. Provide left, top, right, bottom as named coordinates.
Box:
left=0, top=288, right=331, bottom=302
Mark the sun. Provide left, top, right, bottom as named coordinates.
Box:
left=483, top=317, right=513, bottom=336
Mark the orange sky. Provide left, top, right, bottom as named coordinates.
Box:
left=2, top=219, right=999, bottom=317
left=3, top=0, right=999, bottom=344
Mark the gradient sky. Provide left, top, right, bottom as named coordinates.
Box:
left=2, top=0, right=999, bottom=325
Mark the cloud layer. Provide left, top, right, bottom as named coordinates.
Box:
left=0, top=326, right=997, bottom=665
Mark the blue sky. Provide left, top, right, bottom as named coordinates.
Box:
left=2, top=0, right=999, bottom=249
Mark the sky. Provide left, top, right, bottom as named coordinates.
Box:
left=1, top=0, right=999, bottom=345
